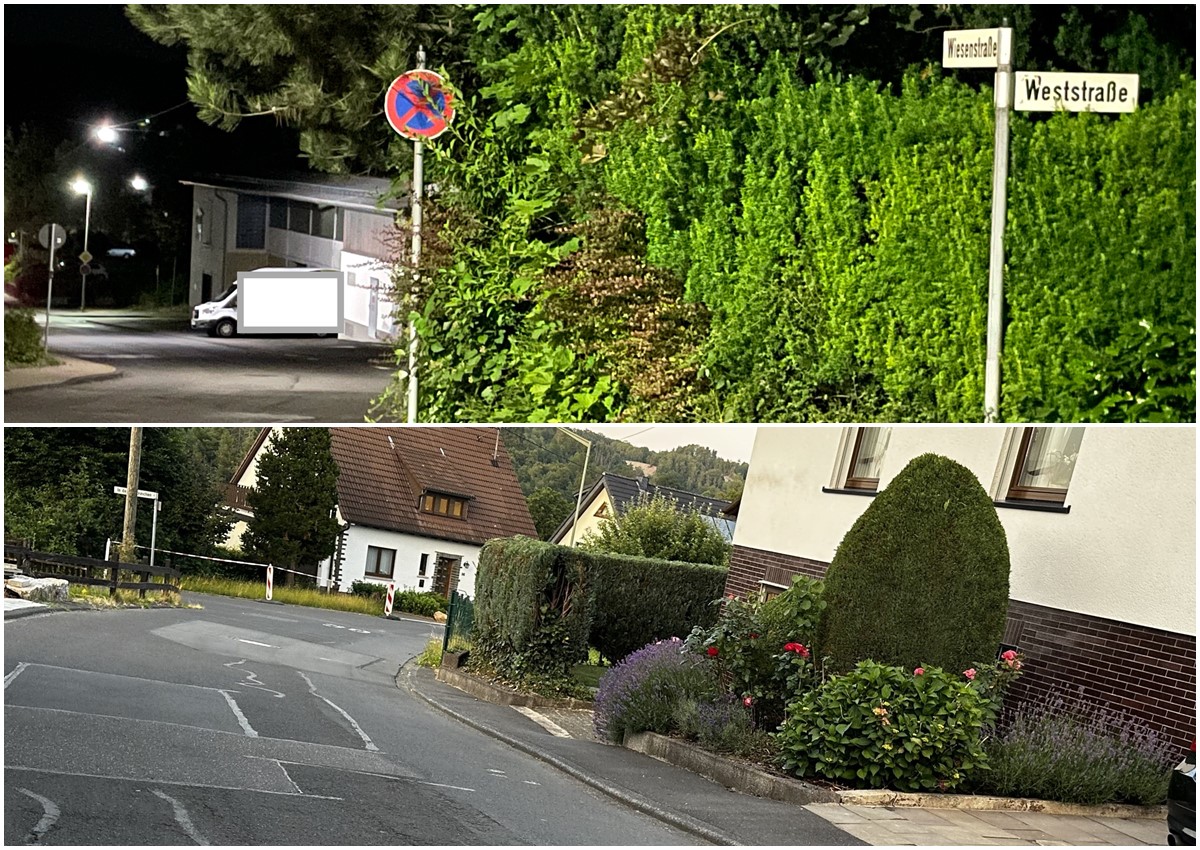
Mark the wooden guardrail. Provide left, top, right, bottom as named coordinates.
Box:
left=3, top=544, right=182, bottom=599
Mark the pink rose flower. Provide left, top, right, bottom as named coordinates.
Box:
left=743, top=695, right=753, bottom=707
left=963, top=668, right=977, bottom=680
left=783, top=642, right=810, bottom=657
left=706, top=646, right=719, bottom=658
left=914, top=667, right=925, bottom=676
left=1001, top=649, right=1017, bottom=662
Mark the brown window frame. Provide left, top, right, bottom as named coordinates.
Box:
left=1006, top=428, right=1071, bottom=504
left=364, top=545, right=396, bottom=579
left=420, top=491, right=468, bottom=519
left=845, top=428, right=882, bottom=491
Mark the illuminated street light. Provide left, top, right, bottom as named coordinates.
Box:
left=130, top=175, right=149, bottom=192
left=94, top=123, right=119, bottom=144
left=71, top=177, right=94, bottom=311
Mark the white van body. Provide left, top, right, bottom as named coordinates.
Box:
left=191, top=268, right=344, bottom=338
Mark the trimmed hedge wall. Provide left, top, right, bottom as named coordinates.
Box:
left=473, top=536, right=727, bottom=683
left=473, top=536, right=592, bottom=682
left=588, top=550, right=727, bottom=662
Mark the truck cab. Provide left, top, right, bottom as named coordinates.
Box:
left=191, top=284, right=239, bottom=337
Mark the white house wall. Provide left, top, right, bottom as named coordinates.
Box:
left=557, top=492, right=615, bottom=546
left=336, top=525, right=482, bottom=598
left=340, top=251, right=398, bottom=340
left=735, top=425, right=1196, bottom=636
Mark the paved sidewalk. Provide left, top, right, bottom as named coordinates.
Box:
left=3, top=598, right=49, bottom=618
left=409, top=666, right=1170, bottom=846
left=4, top=354, right=117, bottom=391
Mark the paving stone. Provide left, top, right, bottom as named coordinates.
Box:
left=1084, top=815, right=1167, bottom=845
left=853, top=806, right=909, bottom=821
left=803, top=803, right=873, bottom=825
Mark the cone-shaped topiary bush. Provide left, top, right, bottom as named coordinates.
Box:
left=817, top=453, right=1010, bottom=675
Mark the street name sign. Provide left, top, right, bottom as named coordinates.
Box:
left=1014, top=71, right=1139, bottom=113
left=114, top=486, right=159, bottom=500
left=942, top=28, right=1005, bottom=68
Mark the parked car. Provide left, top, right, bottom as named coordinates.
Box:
left=1168, top=738, right=1196, bottom=845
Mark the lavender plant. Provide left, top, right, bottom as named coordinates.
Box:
left=592, top=638, right=717, bottom=743
left=973, top=694, right=1176, bottom=805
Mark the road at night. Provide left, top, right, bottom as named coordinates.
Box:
left=4, top=314, right=399, bottom=424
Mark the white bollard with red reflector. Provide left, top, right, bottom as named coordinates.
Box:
left=266, top=565, right=274, bottom=601
left=384, top=583, right=395, bottom=617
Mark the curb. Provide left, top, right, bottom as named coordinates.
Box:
left=624, top=731, right=838, bottom=805
left=435, top=665, right=594, bottom=710
left=3, top=603, right=68, bottom=621
left=4, top=359, right=122, bottom=392
left=401, top=663, right=737, bottom=846
left=834, top=788, right=1168, bottom=820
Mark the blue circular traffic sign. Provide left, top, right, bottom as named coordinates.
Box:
left=385, top=70, right=455, bottom=141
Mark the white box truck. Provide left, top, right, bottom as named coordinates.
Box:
left=191, top=268, right=344, bottom=338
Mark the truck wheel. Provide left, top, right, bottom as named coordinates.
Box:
left=215, top=319, right=236, bottom=338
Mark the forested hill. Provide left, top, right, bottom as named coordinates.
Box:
left=502, top=428, right=747, bottom=503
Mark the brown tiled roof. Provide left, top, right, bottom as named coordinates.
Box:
left=329, top=427, right=536, bottom=546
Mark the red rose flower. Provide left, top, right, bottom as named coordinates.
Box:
left=706, top=646, right=719, bottom=658
left=963, top=668, right=977, bottom=681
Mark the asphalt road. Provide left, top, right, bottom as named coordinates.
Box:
left=4, top=313, right=400, bottom=423
left=4, top=593, right=700, bottom=845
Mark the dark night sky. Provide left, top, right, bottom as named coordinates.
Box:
left=4, top=4, right=301, bottom=175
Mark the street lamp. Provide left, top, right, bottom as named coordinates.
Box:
left=129, top=175, right=149, bottom=192
left=71, top=177, right=93, bottom=311
left=94, top=123, right=119, bottom=144
left=556, top=428, right=593, bottom=548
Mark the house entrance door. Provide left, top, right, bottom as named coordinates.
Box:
left=432, top=554, right=461, bottom=598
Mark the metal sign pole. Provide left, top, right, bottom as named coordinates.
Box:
left=407, top=46, right=426, bottom=424
left=150, top=499, right=160, bottom=567
left=44, top=228, right=58, bottom=350
left=984, top=27, right=1013, bottom=423
left=80, top=191, right=92, bottom=312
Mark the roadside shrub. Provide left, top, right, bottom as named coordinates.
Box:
left=349, top=582, right=448, bottom=616
left=350, top=581, right=388, bottom=599
left=473, top=537, right=590, bottom=689
left=589, top=549, right=726, bottom=662
left=673, top=695, right=777, bottom=761
left=777, top=660, right=989, bottom=792
left=684, top=577, right=825, bottom=730
left=971, top=695, right=1176, bottom=805
left=593, top=638, right=717, bottom=743
left=5, top=308, right=44, bottom=365
left=817, top=454, right=1010, bottom=675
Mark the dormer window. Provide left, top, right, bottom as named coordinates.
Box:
left=421, top=491, right=468, bottom=519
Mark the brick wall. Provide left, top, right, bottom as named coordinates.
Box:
left=727, top=544, right=1197, bottom=750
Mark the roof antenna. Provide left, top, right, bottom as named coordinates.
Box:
left=388, top=435, right=395, bottom=451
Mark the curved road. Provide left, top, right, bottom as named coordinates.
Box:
left=4, top=313, right=400, bottom=423
left=4, top=592, right=699, bottom=845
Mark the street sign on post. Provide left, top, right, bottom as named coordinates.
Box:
left=384, top=51, right=457, bottom=425
left=942, top=28, right=1005, bottom=68
left=385, top=69, right=455, bottom=141
left=80, top=263, right=92, bottom=277
left=1014, top=71, right=1139, bottom=113
left=79, top=249, right=93, bottom=264
left=38, top=223, right=66, bottom=250
left=113, top=486, right=159, bottom=500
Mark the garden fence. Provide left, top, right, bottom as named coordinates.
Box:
left=442, top=591, right=474, bottom=652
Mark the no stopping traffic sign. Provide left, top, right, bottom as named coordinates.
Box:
left=385, top=70, right=455, bottom=140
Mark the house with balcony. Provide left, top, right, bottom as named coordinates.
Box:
left=727, top=425, right=1196, bottom=749
left=180, top=173, right=406, bottom=341
left=224, top=426, right=537, bottom=597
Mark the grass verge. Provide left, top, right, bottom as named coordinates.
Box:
left=68, top=584, right=195, bottom=609
left=181, top=575, right=388, bottom=615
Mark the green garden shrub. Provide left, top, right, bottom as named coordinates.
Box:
left=472, top=536, right=591, bottom=688
left=817, top=453, right=1010, bottom=674
left=588, top=550, right=726, bottom=662
left=5, top=308, right=45, bottom=366
left=777, top=660, right=989, bottom=791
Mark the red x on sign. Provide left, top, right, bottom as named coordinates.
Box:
left=385, top=70, right=455, bottom=141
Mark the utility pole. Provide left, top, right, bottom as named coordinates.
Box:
left=120, top=428, right=143, bottom=562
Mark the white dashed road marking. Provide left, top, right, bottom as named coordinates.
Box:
left=217, top=690, right=258, bottom=737
left=4, top=662, right=30, bottom=690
